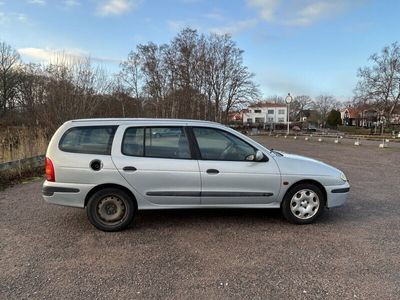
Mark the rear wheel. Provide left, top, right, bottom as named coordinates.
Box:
left=282, top=183, right=324, bottom=224
left=86, top=188, right=135, bottom=231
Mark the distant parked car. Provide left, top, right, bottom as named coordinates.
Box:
left=42, top=118, right=350, bottom=231
left=151, top=127, right=181, bottom=138
left=305, top=125, right=317, bottom=132
left=292, top=126, right=301, bottom=132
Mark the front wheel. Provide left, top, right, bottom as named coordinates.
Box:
left=281, top=183, right=324, bottom=224
left=86, top=188, right=135, bottom=231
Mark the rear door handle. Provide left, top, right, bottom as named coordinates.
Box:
left=123, top=166, right=137, bottom=172
left=206, top=169, right=219, bottom=174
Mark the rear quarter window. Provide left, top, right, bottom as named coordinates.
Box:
left=59, top=126, right=118, bottom=155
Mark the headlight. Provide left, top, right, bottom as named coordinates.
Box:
left=340, top=172, right=348, bottom=182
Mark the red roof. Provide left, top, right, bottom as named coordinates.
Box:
left=248, top=102, right=286, bottom=108
left=342, top=108, right=361, bottom=119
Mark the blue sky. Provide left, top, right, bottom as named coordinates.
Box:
left=0, top=0, right=399, bottom=100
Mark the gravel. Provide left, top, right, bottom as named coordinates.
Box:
left=1, top=136, right=399, bottom=299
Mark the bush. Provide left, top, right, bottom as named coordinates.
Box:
left=326, top=110, right=342, bottom=128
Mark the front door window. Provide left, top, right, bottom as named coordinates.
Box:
left=192, top=127, right=255, bottom=161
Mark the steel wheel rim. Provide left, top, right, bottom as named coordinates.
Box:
left=97, top=195, right=127, bottom=225
left=290, top=189, right=320, bottom=220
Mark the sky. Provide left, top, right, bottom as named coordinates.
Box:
left=0, top=0, right=399, bottom=101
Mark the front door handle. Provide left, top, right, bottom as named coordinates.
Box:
left=206, top=169, right=219, bottom=174
left=123, top=166, right=137, bottom=172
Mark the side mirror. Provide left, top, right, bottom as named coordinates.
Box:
left=255, top=150, right=264, bottom=161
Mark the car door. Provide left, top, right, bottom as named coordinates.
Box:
left=112, top=125, right=201, bottom=206
left=191, top=126, right=281, bottom=205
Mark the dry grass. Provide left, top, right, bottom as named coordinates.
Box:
left=0, top=126, right=48, bottom=163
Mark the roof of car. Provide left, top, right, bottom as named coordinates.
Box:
left=69, top=118, right=222, bottom=126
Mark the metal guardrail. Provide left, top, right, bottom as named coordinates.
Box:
left=0, top=155, right=45, bottom=172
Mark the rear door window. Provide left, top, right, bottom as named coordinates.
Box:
left=122, top=127, right=191, bottom=159
left=59, top=126, right=118, bottom=155
left=145, top=127, right=191, bottom=159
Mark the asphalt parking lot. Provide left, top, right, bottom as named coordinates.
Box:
left=1, top=136, right=400, bottom=299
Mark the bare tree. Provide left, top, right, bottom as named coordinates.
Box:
left=222, top=48, right=259, bottom=123
left=203, top=33, right=259, bottom=122
left=119, top=50, right=143, bottom=100
left=0, top=42, right=21, bottom=116
left=1, top=29, right=260, bottom=128
left=16, top=63, right=46, bottom=124
left=137, top=42, right=169, bottom=118
left=313, top=95, right=337, bottom=125
left=265, top=95, right=284, bottom=104
left=291, top=95, right=313, bottom=121
left=39, top=55, right=111, bottom=132
left=124, top=28, right=259, bottom=122
left=166, top=28, right=203, bottom=119
left=354, top=42, right=400, bottom=124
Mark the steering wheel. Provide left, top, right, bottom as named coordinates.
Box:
left=219, top=142, right=235, bottom=159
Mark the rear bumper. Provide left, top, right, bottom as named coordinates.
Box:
left=325, top=182, right=350, bottom=208
left=42, top=181, right=95, bottom=208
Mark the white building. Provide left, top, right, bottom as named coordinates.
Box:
left=243, top=103, right=288, bottom=125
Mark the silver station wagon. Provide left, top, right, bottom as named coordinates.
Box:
left=43, top=118, right=350, bottom=231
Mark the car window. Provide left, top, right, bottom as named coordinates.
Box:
left=145, top=127, right=191, bottom=159
left=193, top=127, right=255, bottom=161
left=122, top=127, right=191, bottom=159
left=122, top=127, right=145, bottom=156
left=59, top=126, right=117, bottom=155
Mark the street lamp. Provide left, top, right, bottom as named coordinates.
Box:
left=285, top=93, right=293, bottom=135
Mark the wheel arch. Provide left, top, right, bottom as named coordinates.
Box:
left=281, top=179, right=327, bottom=207
left=84, top=183, right=138, bottom=210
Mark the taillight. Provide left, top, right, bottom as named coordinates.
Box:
left=45, top=157, right=55, bottom=182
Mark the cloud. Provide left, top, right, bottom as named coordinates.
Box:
left=0, top=12, right=29, bottom=24
left=15, top=13, right=28, bottom=22
left=18, top=47, right=121, bottom=65
left=27, top=0, right=46, bottom=5
left=247, top=0, right=279, bottom=22
left=64, top=0, right=80, bottom=7
left=96, top=0, right=140, bottom=16
left=247, top=0, right=361, bottom=27
left=203, top=12, right=224, bottom=21
left=18, top=47, right=84, bottom=64
left=210, top=19, right=258, bottom=35
left=284, top=1, right=347, bottom=26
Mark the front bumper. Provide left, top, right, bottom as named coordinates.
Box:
left=42, top=181, right=95, bottom=208
left=325, top=181, right=350, bottom=208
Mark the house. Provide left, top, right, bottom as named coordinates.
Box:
left=341, top=107, right=359, bottom=126
left=299, top=109, right=319, bottom=124
left=228, top=110, right=246, bottom=122
left=243, top=102, right=288, bottom=125
left=341, top=106, right=378, bottom=127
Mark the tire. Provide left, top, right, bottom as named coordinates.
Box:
left=86, top=188, right=135, bottom=231
left=281, top=183, right=325, bottom=224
